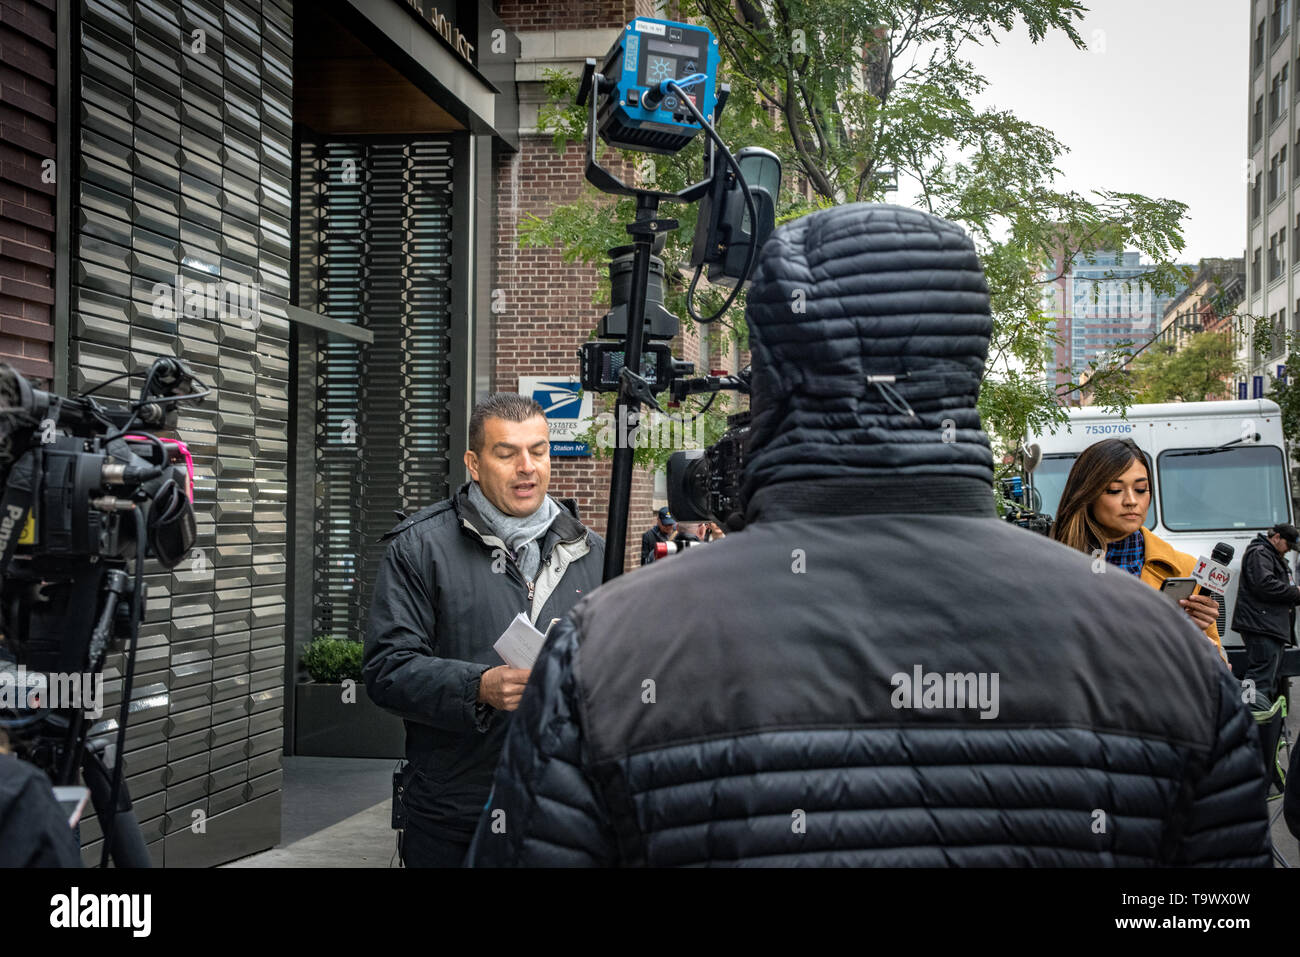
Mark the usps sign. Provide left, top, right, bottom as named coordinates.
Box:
left=519, top=376, right=593, bottom=457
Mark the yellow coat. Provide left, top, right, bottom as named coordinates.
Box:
left=1139, top=527, right=1227, bottom=665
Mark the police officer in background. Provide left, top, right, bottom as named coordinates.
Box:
left=640, top=507, right=697, bottom=565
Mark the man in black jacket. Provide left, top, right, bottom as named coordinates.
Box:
left=363, top=393, right=604, bottom=866
left=467, top=204, right=1269, bottom=867
left=1231, top=523, right=1300, bottom=709
left=640, top=508, right=697, bottom=565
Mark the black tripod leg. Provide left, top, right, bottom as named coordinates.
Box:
left=82, top=745, right=151, bottom=868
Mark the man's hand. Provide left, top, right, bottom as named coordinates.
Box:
left=1180, top=594, right=1219, bottom=634
left=478, top=666, right=531, bottom=711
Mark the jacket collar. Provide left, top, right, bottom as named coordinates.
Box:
left=1138, top=526, right=1181, bottom=575
left=744, top=474, right=995, bottom=524
left=1250, top=532, right=1285, bottom=562
left=453, top=482, right=589, bottom=555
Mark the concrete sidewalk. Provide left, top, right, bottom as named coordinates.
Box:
left=225, top=799, right=396, bottom=867
left=222, top=756, right=397, bottom=868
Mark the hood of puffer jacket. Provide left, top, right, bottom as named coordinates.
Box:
left=740, top=203, right=995, bottom=505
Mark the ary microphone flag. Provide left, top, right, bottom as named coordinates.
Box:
left=1191, top=542, right=1235, bottom=596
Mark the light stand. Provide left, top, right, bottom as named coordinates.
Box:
left=577, top=57, right=725, bottom=582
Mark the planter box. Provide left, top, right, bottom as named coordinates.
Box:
left=295, top=681, right=405, bottom=758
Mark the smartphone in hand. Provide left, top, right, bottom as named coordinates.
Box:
left=1159, top=576, right=1198, bottom=603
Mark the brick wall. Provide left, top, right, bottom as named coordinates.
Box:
left=493, top=136, right=664, bottom=572
left=0, top=0, right=57, bottom=383
left=495, top=1, right=727, bottom=572
left=497, top=0, right=655, bottom=32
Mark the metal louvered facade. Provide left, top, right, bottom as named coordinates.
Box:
left=26, top=0, right=510, bottom=867
left=296, top=136, right=453, bottom=648
left=69, top=0, right=293, bottom=866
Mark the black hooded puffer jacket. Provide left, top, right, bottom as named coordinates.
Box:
left=467, top=204, right=1270, bottom=867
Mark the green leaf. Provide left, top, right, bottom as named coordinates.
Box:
left=301, top=636, right=365, bottom=684
left=525, top=1, right=1188, bottom=455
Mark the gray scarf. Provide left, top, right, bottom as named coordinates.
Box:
left=467, top=481, right=560, bottom=581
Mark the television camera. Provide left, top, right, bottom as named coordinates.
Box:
left=0, top=356, right=206, bottom=867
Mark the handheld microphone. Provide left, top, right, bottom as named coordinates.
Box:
left=1191, top=542, right=1235, bottom=596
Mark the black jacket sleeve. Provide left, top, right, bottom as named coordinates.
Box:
left=1243, top=545, right=1300, bottom=605
left=0, top=756, right=83, bottom=867
left=640, top=529, right=655, bottom=566
left=1172, top=665, right=1271, bottom=866
left=362, top=532, right=491, bottom=733
left=466, top=616, right=618, bottom=866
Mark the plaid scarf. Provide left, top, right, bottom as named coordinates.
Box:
left=1105, top=529, right=1145, bottom=578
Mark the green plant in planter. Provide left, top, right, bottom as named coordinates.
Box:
left=301, top=636, right=365, bottom=684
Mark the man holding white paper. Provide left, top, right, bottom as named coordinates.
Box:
left=363, top=393, right=604, bottom=867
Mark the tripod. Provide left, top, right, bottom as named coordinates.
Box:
left=4, top=542, right=152, bottom=867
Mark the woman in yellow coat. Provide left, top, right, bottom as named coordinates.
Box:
left=1051, top=438, right=1227, bottom=664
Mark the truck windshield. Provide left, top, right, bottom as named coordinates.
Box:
left=1157, top=445, right=1290, bottom=531
left=1033, top=455, right=1076, bottom=519
left=1033, top=453, right=1156, bottom=528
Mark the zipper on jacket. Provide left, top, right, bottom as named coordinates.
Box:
left=526, top=556, right=553, bottom=604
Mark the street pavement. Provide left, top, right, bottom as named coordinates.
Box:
left=222, top=756, right=397, bottom=868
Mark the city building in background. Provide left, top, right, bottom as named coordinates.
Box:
left=1156, top=257, right=1245, bottom=401
left=1044, top=249, right=1190, bottom=396
left=1243, top=0, right=1300, bottom=400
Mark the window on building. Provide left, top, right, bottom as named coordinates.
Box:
left=1254, top=96, right=1265, bottom=144
left=1253, top=247, right=1263, bottom=289
left=1257, top=18, right=1267, bottom=68
left=1271, top=64, right=1290, bottom=123
left=1275, top=0, right=1291, bottom=42
left=1254, top=375, right=1265, bottom=398
left=1269, top=231, right=1284, bottom=282
left=1269, top=146, right=1288, bottom=201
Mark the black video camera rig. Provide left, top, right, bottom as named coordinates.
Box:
left=0, top=355, right=207, bottom=867
left=998, top=475, right=1053, bottom=537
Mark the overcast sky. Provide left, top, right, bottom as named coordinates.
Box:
left=901, top=0, right=1249, bottom=265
